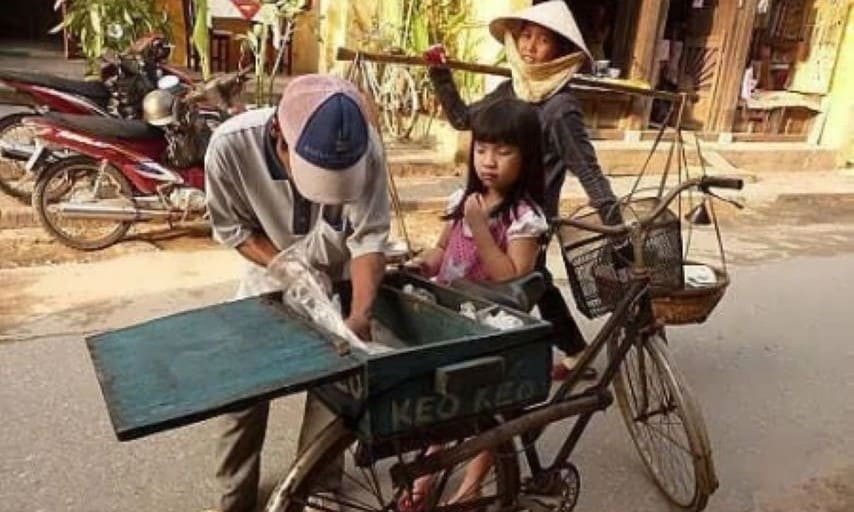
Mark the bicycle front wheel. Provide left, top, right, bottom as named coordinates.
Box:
left=265, top=418, right=519, bottom=512
left=609, top=331, right=717, bottom=511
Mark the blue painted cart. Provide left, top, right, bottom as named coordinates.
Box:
left=86, top=272, right=553, bottom=442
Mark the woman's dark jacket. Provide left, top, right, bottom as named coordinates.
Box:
left=429, top=68, right=618, bottom=221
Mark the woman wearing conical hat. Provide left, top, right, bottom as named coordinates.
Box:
left=426, top=0, right=620, bottom=378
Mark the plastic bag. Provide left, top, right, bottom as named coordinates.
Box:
left=402, top=283, right=438, bottom=303
left=268, top=235, right=392, bottom=355
left=458, top=301, right=524, bottom=331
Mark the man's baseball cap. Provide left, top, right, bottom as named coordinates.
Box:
left=277, top=74, right=371, bottom=204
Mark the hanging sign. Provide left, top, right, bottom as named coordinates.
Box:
left=230, top=0, right=262, bottom=21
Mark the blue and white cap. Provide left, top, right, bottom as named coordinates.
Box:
left=278, top=74, right=371, bottom=204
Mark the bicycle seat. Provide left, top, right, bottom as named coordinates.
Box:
left=41, top=112, right=162, bottom=140
left=451, top=272, right=546, bottom=312
left=0, top=69, right=110, bottom=103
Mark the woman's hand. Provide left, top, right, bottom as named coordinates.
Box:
left=463, top=193, right=489, bottom=229
left=423, top=44, right=448, bottom=68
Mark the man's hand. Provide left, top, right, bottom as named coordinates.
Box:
left=345, top=314, right=372, bottom=341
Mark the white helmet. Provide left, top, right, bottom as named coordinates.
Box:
left=142, top=89, right=176, bottom=127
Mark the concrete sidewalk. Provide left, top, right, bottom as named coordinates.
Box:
left=392, top=168, right=854, bottom=214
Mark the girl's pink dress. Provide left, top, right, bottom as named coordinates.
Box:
left=436, top=190, right=548, bottom=284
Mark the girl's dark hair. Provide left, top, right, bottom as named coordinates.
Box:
left=444, top=98, right=545, bottom=222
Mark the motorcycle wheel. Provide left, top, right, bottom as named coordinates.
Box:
left=0, top=113, right=38, bottom=202
left=33, top=156, right=134, bottom=251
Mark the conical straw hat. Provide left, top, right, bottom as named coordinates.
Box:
left=489, top=0, right=592, bottom=63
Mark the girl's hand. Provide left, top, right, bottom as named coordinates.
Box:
left=405, top=248, right=443, bottom=277
left=463, top=193, right=489, bottom=228
left=423, top=44, right=448, bottom=68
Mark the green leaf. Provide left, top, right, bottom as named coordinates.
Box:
left=48, top=19, right=68, bottom=34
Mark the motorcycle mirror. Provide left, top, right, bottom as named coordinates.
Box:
left=157, top=75, right=181, bottom=91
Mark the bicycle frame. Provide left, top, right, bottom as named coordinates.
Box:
left=390, top=175, right=745, bottom=485
left=389, top=270, right=657, bottom=487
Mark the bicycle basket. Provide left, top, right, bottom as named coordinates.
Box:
left=652, top=261, right=729, bottom=325
left=557, top=198, right=683, bottom=319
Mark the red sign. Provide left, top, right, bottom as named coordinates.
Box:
left=230, top=0, right=262, bottom=21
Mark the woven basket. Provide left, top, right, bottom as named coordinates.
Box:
left=652, top=263, right=730, bottom=325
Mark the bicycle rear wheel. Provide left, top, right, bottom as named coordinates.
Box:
left=609, top=331, right=717, bottom=511
left=377, top=66, right=419, bottom=140
left=266, top=418, right=520, bottom=512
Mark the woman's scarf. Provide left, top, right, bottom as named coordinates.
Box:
left=505, top=32, right=586, bottom=103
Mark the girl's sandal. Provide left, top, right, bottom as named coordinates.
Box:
left=551, top=357, right=597, bottom=381
left=397, top=475, right=436, bottom=512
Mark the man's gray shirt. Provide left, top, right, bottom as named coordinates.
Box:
left=204, top=107, right=390, bottom=284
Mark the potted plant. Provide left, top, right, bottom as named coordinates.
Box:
left=51, top=0, right=172, bottom=76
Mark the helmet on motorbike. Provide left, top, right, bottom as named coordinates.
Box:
left=143, top=89, right=176, bottom=126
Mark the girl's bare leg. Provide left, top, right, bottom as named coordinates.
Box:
left=448, top=451, right=494, bottom=503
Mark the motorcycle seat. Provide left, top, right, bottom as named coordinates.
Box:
left=0, top=69, right=110, bottom=102
left=43, top=112, right=161, bottom=140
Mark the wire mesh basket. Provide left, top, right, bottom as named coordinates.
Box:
left=557, top=198, right=684, bottom=319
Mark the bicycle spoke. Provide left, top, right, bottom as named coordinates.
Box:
left=366, top=458, right=386, bottom=507
left=350, top=446, right=384, bottom=502
left=340, top=460, right=383, bottom=500
left=644, top=418, right=692, bottom=455
left=610, top=333, right=711, bottom=507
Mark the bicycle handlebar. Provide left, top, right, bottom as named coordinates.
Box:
left=554, top=175, right=744, bottom=236
left=698, top=175, right=744, bottom=191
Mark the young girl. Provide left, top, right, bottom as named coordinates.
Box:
left=425, top=0, right=620, bottom=380
left=415, top=97, right=549, bottom=285
left=403, top=98, right=547, bottom=509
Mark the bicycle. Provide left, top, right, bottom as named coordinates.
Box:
left=346, top=49, right=421, bottom=141
left=262, top=175, right=743, bottom=512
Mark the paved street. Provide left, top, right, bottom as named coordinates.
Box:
left=1, top=199, right=853, bottom=511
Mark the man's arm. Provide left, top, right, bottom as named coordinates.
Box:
left=205, top=135, right=262, bottom=248
left=345, top=252, right=385, bottom=340
left=236, top=233, right=279, bottom=267
left=344, top=131, right=393, bottom=340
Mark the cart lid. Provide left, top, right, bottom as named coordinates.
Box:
left=86, top=296, right=361, bottom=441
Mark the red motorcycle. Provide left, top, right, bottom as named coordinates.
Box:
left=26, top=70, right=248, bottom=250
left=0, top=34, right=194, bottom=200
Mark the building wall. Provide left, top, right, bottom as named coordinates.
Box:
left=301, top=0, right=524, bottom=75
left=156, top=0, right=189, bottom=67
left=820, top=2, right=854, bottom=164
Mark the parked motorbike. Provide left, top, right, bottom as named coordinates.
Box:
left=0, top=34, right=194, bottom=201
left=26, top=69, right=249, bottom=250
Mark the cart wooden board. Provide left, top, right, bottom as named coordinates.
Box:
left=86, top=296, right=363, bottom=441
left=86, top=274, right=553, bottom=442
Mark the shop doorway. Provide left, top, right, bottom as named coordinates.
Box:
left=0, top=0, right=64, bottom=48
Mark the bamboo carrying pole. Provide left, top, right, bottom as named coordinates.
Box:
left=336, top=47, right=690, bottom=103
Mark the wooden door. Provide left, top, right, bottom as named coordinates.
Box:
left=678, top=3, right=732, bottom=129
